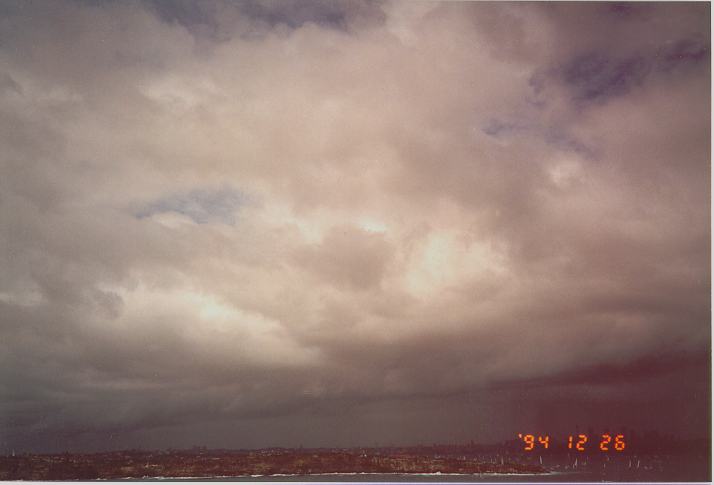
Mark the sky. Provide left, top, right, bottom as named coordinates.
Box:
left=0, top=0, right=710, bottom=453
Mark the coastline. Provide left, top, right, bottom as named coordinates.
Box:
left=134, top=471, right=560, bottom=481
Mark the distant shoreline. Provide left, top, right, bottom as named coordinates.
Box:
left=0, top=449, right=547, bottom=481
left=141, top=471, right=556, bottom=480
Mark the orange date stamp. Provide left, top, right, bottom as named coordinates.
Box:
left=517, top=433, right=626, bottom=452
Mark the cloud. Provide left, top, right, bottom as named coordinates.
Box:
left=293, top=225, right=394, bottom=290
left=0, top=0, right=709, bottom=452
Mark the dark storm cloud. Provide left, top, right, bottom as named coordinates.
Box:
left=236, top=0, right=360, bottom=30
left=0, top=0, right=709, bottom=453
left=149, top=0, right=221, bottom=30
left=560, top=52, right=650, bottom=103
left=147, top=0, right=386, bottom=40
left=555, top=39, right=709, bottom=104
left=494, top=351, right=710, bottom=389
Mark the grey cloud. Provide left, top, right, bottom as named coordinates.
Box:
left=554, top=39, right=708, bottom=105
left=0, top=0, right=709, bottom=453
left=235, top=0, right=378, bottom=31
left=146, top=0, right=387, bottom=41
left=560, top=52, right=650, bottom=103
left=293, top=225, right=394, bottom=291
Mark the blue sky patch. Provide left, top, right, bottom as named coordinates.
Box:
left=135, top=186, right=247, bottom=225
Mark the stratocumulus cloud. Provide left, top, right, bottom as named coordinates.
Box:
left=0, top=0, right=709, bottom=452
